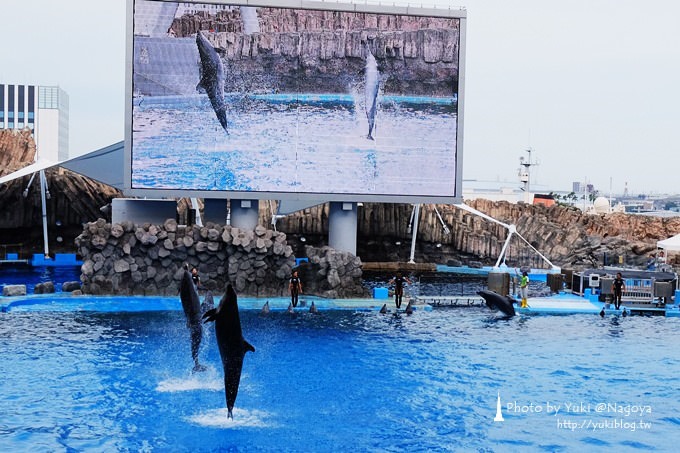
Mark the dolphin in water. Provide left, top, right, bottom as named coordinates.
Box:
left=478, top=290, right=516, bottom=317
left=180, top=269, right=206, bottom=372
left=405, top=300, right=414, bottom=315
left=261, top=300, right=270, bottom=315
left=379, top=303, right=388, bottom=314
left=309, top=301, right=319, bottom=314
left=196, top=30, right=228, bottom=132
left=364, top=42, right=379, bottom=140
left=203, top=284, right=255, bottom=419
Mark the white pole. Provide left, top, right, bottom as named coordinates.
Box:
left=39, top=170, right=49, bottom=258
left=190, top=197, right=203, bottom=227
left=408, top=204, right=420, bottom=264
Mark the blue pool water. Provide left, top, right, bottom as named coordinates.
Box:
left=0, top=265, right=81, bottom=294
left=1, top=299, right=678, bottom=452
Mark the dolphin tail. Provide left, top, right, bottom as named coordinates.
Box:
left=243, top=339, right=255, bottom=353
left=202, top=308, right=217, bottom=323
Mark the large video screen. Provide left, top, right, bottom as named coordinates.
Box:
left=127, top=0, right=465, bottom=202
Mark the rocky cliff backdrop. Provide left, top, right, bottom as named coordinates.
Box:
left=164, top=7, right=459, bottom=96
left=269, top=200, right=680, bottom=270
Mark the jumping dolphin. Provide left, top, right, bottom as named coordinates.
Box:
left=478, top=290, right=517, bottom=317
left=203, top=284, right=255, bottom=419
left=364, top=42, right=379, bottom=140
left=196, top=30, right=228, bottom=132
left=180, top=269, right=206, bottom=372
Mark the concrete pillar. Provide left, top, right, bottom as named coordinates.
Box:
left=230, top=199, right=259, bottom=230
left=328, top=202, right=357, bottom=255
left=203, top=199, right=228, bottom=225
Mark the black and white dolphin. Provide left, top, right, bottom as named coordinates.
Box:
left=364, top=42, right=379, bottom=140
left=196, top=30, right=228, bottom=132
left=180, top=269, right=206, bottom=372
left=203, top=284, right=255, bottom=419
left=478, top=289, right=517, bottom=317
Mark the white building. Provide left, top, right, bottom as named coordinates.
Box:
left=0, top=83, right=69, bottom=162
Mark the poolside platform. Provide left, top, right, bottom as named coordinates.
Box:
left=0, top=294, right=432, bottom=314
left=415, top=295, right=485, bottom=307
left=516, top=292, right=674, bottom=316
left=516, top=293, right=602, bottom=315
left=435, top=264, right=560, bottom=282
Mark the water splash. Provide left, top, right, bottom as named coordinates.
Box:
left=156, top=374, right=222, bottom=393
left=186, top=407, right=274, bottom=428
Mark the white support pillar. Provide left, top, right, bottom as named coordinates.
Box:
left=328, top=202, right=357, bottom=255
left=408, top=204, right=421, bottom=264
left=230, top=199, right=259, bottom=230
left=39, top=170, right=50, bottom=258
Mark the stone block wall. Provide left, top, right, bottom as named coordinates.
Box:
left=75, top=218, right=296, bottom=296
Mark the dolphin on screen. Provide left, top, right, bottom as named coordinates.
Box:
left=196, top=30, right=228, bottom=132
left=364, top=42, right=380, bottom=140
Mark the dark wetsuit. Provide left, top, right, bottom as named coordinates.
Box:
left=290, top=276, right=301, bottom=307
left=393, top=275, right=408, bottom=309
left=612, top=277, right=625, bottom=309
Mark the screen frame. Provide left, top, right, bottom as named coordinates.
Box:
left=124, top=0, right=466, bottom=204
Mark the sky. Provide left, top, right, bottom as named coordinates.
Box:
left=2, top=0, right=679, bottom=195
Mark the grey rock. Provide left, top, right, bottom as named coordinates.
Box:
left=62, top=281, right=81, bottom=292
left=3, top=284, right=27, bottom=297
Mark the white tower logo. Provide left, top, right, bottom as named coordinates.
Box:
left=494, top=392, right=504, bottom=422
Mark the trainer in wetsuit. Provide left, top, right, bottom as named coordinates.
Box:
left=611, top=272, right=625, bottom=310
left=289, top=271, right=303, bottom=308
left=191, top=267, right=201, bottom=289
left=389, top=271, right=412, bottom=309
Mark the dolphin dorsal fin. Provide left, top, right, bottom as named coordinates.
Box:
left=243, top=339, right=255, bottom=353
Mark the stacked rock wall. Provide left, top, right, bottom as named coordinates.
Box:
left=76, top=218, right=296, bottom=296
left=297, top=245, right=368, bottom=299
left=75, top=219, right=369, bottom=297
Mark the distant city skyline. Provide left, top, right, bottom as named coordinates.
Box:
left=1, top=0, right=678, bottom=195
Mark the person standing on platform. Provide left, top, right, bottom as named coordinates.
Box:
left=389, top=271, right=412, bottom=310
left=519, top=271, right=529, bottom=308
left=289, top=270, right=303, bottom=308
left=612, top=272, right=626, bottom=310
